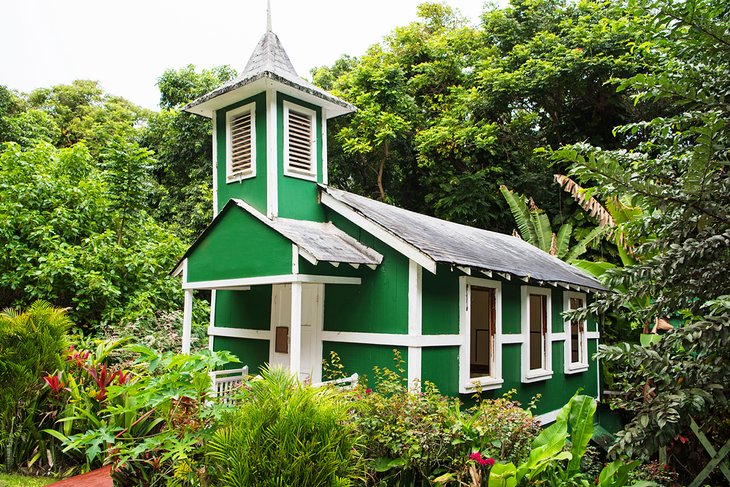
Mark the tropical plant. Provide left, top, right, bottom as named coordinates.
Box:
left=499, top=185, right=606, bottom=262
left=207, top=367, right=364, bottom=487
left=0, top=301, right=70, bottom=473
left=44, top=341, right=238, bottom=484
left=487, top=394, right=650, bottom=487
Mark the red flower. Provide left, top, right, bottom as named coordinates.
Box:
left=43, top=373, right=65, bottom=397
left=365, top=388, right=372, bottom=394
left=115, top=370, right=131, bottom=385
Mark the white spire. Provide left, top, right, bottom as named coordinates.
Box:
left=266, top=0, right=272, bottom=32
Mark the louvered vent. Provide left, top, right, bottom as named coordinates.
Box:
left=229, top=111, right=253, bottom=176
left=286, top=109, right=313, bottom=174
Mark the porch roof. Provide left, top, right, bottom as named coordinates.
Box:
left=321, top=186, right=606, bottom=292
left=172, top=198, right=382, bottom=277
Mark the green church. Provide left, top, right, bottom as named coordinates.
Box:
left=172, top=16, right=605, bottom=423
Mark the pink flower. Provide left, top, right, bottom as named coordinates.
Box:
left=365, top=388, right=372, bottom=394
left=469, top=451, right=495, bottom=466
left=43, top=373, right=65, bottom=396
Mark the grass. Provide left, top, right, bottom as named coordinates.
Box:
left=0, top=473, right=55, bottom=487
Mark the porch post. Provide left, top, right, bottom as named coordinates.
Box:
left=182, top=289, right=193, bottom=354
left=290, top=281, right=302, bottom=376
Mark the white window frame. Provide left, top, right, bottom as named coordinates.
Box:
left=283, top=100, right=317, bottom=181
left=521, top=286, right=553, bottom=383
left=459, top=276, right=503, bottom=393
left=226, top=103, right=256, bottom=182
left=563, top=291, right=589, bottom=374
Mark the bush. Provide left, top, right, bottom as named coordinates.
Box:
left=348, top=353, right=540, bottom=485
left=207, top=367, right=364, bottom=487
left=0, top=301, right=70, bottom=473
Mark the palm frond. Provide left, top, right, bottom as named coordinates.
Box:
left=564, top=226, right=608, bottom=263
left=500, top=185, right=538, bottom=245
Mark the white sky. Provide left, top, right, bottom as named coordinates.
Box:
left=1, top=1, right=492, bottom=111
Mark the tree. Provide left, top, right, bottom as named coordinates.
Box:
left=315, top=0, right=651, bottom=231
left=555, top=0, right=730, bottom=463
left=142, top=64, right=237, bottom=241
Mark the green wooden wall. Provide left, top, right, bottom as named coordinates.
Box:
left=215, top=287, right=272, bottom=329
left=322, top=211, right=409, bottom=334
left=276, top=93, right=326, bottom=222
left=215, top=93, right=268, bottom=215
left=186, top=207, right=291, bottom=282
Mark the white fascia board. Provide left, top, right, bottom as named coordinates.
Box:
left=266, top=86, right=278, bottom=218
left=184, top=274, right=361, bottom=289
left=321, top=192, right=437, bottom=274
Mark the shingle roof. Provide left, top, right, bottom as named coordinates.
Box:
left=183, top=31, right=355, bottom=115
left=321, top=187, right=606, bottom=291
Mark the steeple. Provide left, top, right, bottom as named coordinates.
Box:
left=182, top=3, right=357, bottom=222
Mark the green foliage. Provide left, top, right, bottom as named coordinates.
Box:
left=553, top=0, right=730, bottom=468
left=207, top=367, right=364, bottom=487
left=47, top=341, right=238, bottom=484
left=487, top=394, right=646, bottom=487
left=499, top=185, right=605, bottom=262
left=0, top=142, right=185, bottom=329
left=0, top=473, right=54, bottom=487
left=0, top=302, right=70, bottom=473
left=316, top=0, right=650, bottom=231
left=142, top=65, right=236, bottom=241
left=348, top=354, right=539, bottom=485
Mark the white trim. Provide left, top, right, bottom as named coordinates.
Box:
left=283, top=100, right=318, bottom=181
left=564, top=291, right=589, bottom=374
left=208, top=326, right=271, bottom=340
left=266, top=87, right=278, bottom=218
left=321, top=192, right=438, bottom=274
left=408, top=260, right=423, bottom=390
left=225, top=102, right=256, bottom=182
left=322, top=109, right=328, bottom=185
left=501, top=334, right=523, bottom=344
left=321, top=331, right=462, bottom=347
left=182, top=289, right=193, bottom=354
left=551, top=332, right=566, bottom=341
left=208, top=289, right=217, bottom=352
left=587, top=331, right=600, bottom=340
left=289, top=281, right=302, bottom=376
left=459, top=276, right=503, bottom=394
left=212, top=110, right=219, bottom=215
left=292, top=244, right=299, bottom=274
left=521, top=286, right=553, bottom=383
left=183, top=274, right=361, bottom=290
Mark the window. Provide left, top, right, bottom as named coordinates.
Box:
left=564, top=292, right=588, bottom=373
left=459, top=277, right=503, bottom=393
left=226, top=103, right=256, bottom=182
left=521, top=286, right=552, bottom=382
left=284, top=101, right=317, bottom=180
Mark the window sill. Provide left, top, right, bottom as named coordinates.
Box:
left=284, top=168, right=317, bottom=182
left=522, top=369, right=553, bottom=383
left=564, top=363, right=589, bottom=375
left=461, top=377, right=503, bottom=394
left=227, top=172, right=255, bottom=183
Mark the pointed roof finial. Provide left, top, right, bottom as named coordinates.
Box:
left=266, top=0, right=272, bottom=32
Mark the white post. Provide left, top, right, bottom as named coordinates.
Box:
left=408, top=260, right=423, bottom=392
left=182, top=289, right=193, bottom=354
left=290, top=281, right=302, bottom=377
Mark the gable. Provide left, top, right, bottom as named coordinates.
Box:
left=185, top=204, right=293, bottom=283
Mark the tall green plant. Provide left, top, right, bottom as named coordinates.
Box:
left=207, top=367, right=364, bottom=487
left=499, top=185, right=605, bottom=262
left=0, top=301, right=70, bottom=472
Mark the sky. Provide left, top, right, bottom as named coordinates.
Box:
left=1, top=0, right=491, bottom=111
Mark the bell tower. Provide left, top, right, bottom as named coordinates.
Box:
left=183, top=3, right=355, bottom=221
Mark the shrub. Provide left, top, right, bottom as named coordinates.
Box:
left=0, top=301, right=70, bottom=473
left=207, top=367, right=364, bottom=487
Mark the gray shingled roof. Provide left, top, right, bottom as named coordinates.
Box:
left=183, top=31, right=355, bottom=115
left=322, top=187, right=606, bottom=291
left=256, top=214, right=384, bottom=267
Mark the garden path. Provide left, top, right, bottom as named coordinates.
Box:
left=46, top=466, right=112, bottom=487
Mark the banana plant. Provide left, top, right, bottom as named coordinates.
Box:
left=499, top=185, right=606, bottom=263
